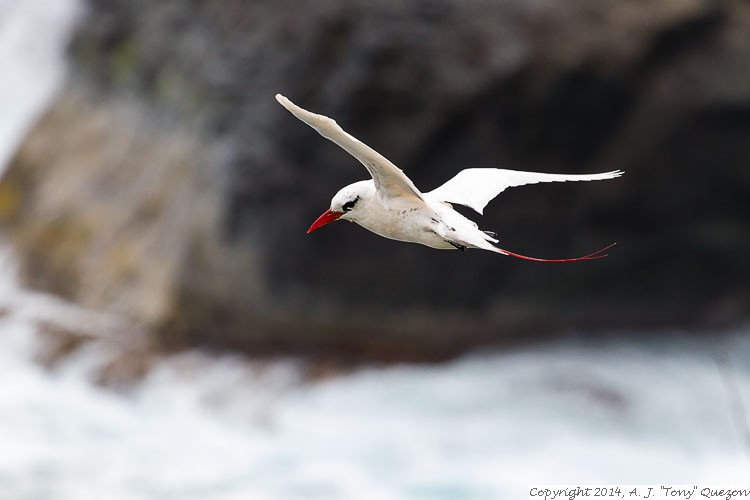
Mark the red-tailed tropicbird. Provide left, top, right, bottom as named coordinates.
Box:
left=276, top=94, right=623, bottom=262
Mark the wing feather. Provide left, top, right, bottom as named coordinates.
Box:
left=427, top=168, right=624, bottom=214
left=276, top=94, right=425, bottom=207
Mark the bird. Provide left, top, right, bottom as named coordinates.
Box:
left=276, top=93, right=623, bottom=262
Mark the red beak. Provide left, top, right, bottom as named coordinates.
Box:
left=307, top=209, right=343, bottom=233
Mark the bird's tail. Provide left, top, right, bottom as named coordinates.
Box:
left=453, top=222, right=615, bottom=262
left=489, top=242, right=617, bottom=262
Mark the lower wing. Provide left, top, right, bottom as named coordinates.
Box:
left=427, top=168, right=623, bottom=214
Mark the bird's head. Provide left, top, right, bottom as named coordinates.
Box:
left=307, top=180, right=371, bottom=233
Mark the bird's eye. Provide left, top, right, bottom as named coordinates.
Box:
left=341, top=197, right=359, bottom=212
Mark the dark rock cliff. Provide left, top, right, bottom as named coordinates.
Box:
left=2, top=0, right=749, bottom=361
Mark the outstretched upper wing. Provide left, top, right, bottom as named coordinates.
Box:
left=427, top=168, right=624, bottom=214
left=276, top=94, right=426, bottom=207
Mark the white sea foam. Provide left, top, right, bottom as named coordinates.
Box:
left=0, top=303, right=748, bottom=500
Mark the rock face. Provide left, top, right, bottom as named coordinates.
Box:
left=2, top=0, right=749, bottom=360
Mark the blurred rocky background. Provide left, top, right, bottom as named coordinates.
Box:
left=2, top=0, right=749, bottom=362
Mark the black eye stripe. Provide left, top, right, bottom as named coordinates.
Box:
left=342, top=196, right=359, bottom=212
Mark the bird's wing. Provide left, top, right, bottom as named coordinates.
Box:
left=427, top=168, right=624, bottom=214
left=276, top=94, right=426, bottom=208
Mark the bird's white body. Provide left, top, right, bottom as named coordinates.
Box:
left=276, top=93, right=623, bottom=261
left=335, top=179, right=496, bottom=251
left=325, top=180, right=443, bottom=249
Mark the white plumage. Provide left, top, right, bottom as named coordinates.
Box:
left=276, top=93, right=623, bottom=262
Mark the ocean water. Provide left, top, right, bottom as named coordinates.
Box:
left=0, top=1, right=748, bottom=499
left=0, top=280, right=748, bottom=500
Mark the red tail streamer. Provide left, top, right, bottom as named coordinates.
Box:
left=496, top=242, right=617, bottom=263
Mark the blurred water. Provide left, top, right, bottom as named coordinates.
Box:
left=0, top=1, right=748, bottom=499
left=0, top=0, right=80, bottom=173
left=0, top=283, right=748, bottom=500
